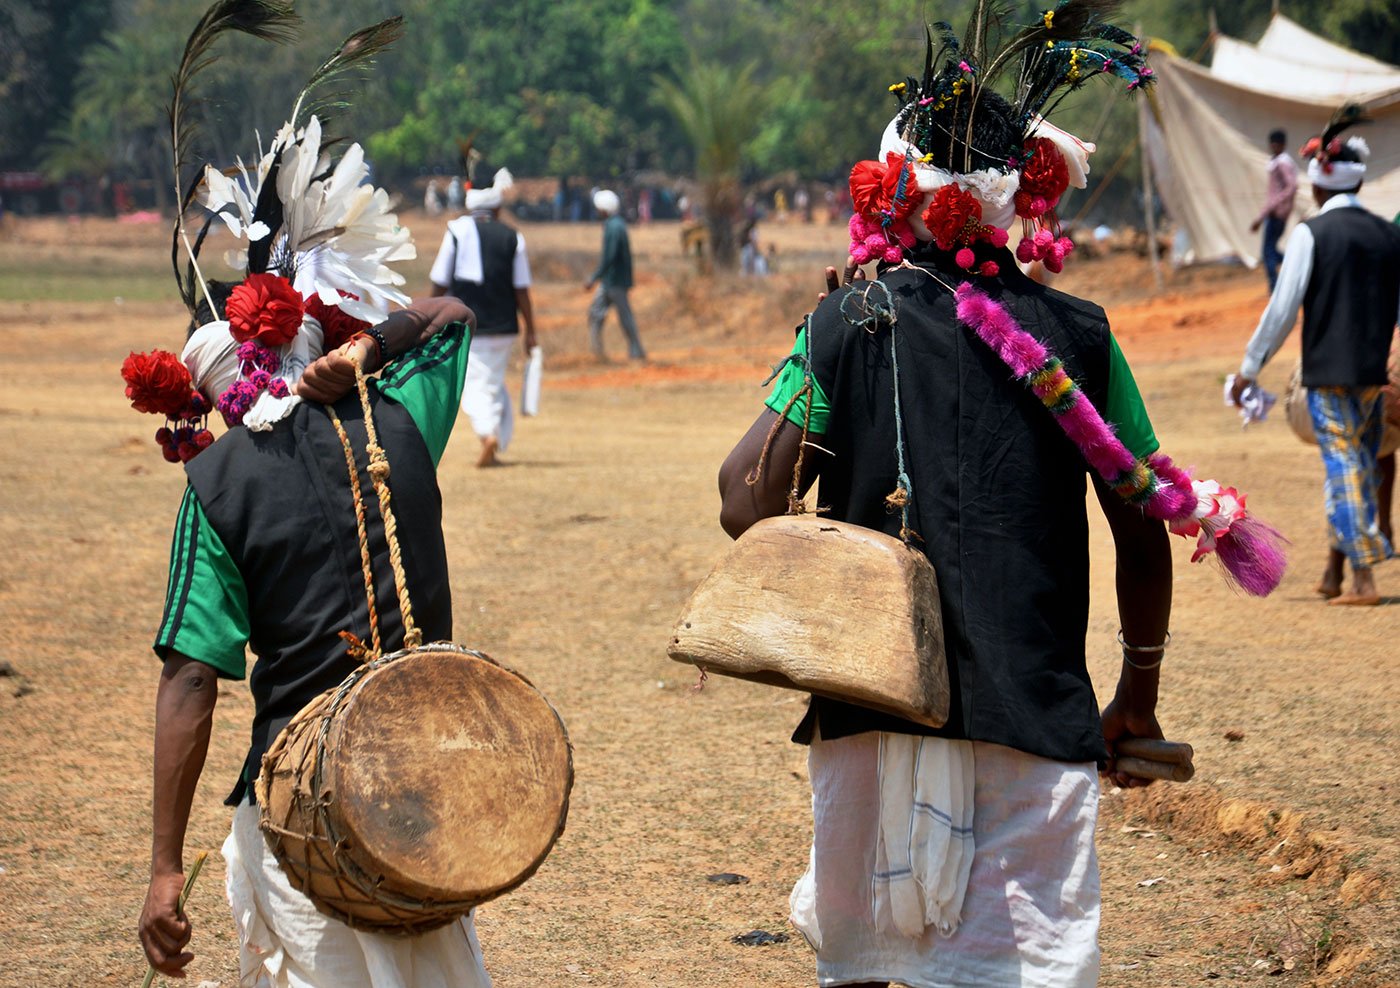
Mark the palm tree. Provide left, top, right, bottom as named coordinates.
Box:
left=655, top=59, right=767, bottom=271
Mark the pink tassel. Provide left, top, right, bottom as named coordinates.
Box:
left=1214, top=517, right=1289, bottom=597
left=1143, top=453, right=1195, bottom=522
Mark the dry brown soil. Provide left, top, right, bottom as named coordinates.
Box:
left=0, top=214, right=1396, bottom=986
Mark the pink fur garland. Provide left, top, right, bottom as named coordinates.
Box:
left=953, top=283, right=1286, bottom=595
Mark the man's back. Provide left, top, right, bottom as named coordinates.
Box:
left=1301, top=204, right=1400, bottom=387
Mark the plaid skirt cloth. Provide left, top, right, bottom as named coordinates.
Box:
left=1307, top=386, right=1395, bottom=568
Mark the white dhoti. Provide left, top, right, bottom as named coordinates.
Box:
left=460, top=335, right=516, bottom=451
left=790, top=734, right=1101, bottom=988
left=223, top=801, right=493, bottom=988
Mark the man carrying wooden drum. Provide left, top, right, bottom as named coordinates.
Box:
left=130, top=58, right=495, bottom=978
left=715, top=13, right=1222, bottom=987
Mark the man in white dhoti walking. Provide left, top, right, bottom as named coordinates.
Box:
left=430, top=167, right=538, bottom=466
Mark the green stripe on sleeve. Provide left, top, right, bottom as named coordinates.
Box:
left=153, top=489, right=250, bottom=679
left=378, top=322, right=472, bottom=465
left=763, top=328, right=831, bottom=434
left=1105, top=333, right=1160, bottom=460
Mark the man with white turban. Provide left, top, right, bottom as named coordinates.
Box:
left=429, top=166, right=537, bottom=467
left=1232, top=123, right=1400, bottom=605
left=584, top=189, right=647, bottom=361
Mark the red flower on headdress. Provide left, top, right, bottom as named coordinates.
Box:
left=850, top=153, right=920, bottom=223
left=121, top=349, right=195, bottom=417
left=226, top=273, right=306, bottom=348
left=922, top=184, right=983, bottom=252
left=305, top=296, right=370, bottom=352
left=1016, top=138, right=1070, bottom=218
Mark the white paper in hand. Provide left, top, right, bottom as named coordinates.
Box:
left=522, top=345, right=543, bottom=416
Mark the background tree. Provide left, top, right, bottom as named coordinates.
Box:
left=656, top=60, right=767, bottom=269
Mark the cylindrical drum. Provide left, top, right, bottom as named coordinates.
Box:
left=256, top=643, right=573, bottom=935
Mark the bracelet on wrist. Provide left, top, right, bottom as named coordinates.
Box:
left=362, top=325, right=389, bottom=367
left=1117, top=629, right=1169, bottom=670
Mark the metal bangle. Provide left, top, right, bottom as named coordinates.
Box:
left=1118, top=629, right=1169, bottom=670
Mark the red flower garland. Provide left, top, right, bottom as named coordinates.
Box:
left=923, top=184, right=983, bottom=252
left=226, top=272, right=306, bottom=347
left=1014, top=138, right=1070, bottom=219
left=850, top=152, right=920, bottom=223
left=305, top=295, right=369, bottom=352
left=122, top=350, right=195, bottom=417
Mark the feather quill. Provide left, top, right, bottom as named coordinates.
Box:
left=169, top=0, right=300, bottom=317
left=1321, top=103, right=1370, bottom=149
left=288, top=17, right=405, bottom=130
left=982, top=0, right=1124, bottom=89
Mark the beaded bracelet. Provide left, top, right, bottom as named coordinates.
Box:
left=1117, top=629, right=1170, bottom=670
left=361, top=325, right=389, bottom=367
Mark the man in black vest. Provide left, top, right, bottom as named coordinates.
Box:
left=715, top=30, right=1174, bottom=983
left=429, top=167, right=537, bottom=466
left=1232, top=123, right=1400, bottom=605
left=138, top=297, right=495, bottom=983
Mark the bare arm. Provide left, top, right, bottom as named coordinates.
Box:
left=718, top=409, right=823, bottom=538
left=139, top=653, right=219, bottom=978
left=1093, top=480, right=1173, bottom=788
left=428, top=281, right=449, bottom=298
left=515, top=287, right=537, bottom=350
left=296, top=297, right=475, bottom=403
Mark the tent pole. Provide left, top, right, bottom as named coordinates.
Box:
left=1136, top=46, right=1165, bottom=292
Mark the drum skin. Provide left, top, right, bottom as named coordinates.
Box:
left=256, top=644, right=573, bottom=935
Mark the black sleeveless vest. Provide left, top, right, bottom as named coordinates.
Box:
left=1300, top=206, right=1400, bottom=387
left=451, top=216, right=520, bottom=336
left=186, top=387, right=453, bottom=803
left=793, top=250, right=1112, bottom=765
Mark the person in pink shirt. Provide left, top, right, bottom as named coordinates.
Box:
left=1250, top=128, right=1299, bottom=292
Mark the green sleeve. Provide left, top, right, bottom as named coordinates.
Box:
left=763, top=327, right=832, bottom=434
left=377, top=322, right=472, bottom=466
left=1105, top=333, right=1159, bottom=460
left=153, top=487, right=250, bottom=679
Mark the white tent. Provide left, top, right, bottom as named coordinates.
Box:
left=1145, top=15, right=1400, bottom=267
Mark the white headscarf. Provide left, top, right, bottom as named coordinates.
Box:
left=181, top=315, right=326, bottom=432
left=1307, top=135, right=1370, bottom=191
left=876, top=112, right=1096, bottom=237
left=593, top=189, right=621, bottom=215
left=465, top=167, right=514, bottom=212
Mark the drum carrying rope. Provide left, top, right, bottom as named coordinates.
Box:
left=326, top=354, right=421, bottom=661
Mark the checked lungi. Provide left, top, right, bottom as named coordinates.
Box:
left=1308, top=386, right=1395, bottom=568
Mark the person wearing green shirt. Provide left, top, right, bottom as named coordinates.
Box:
left=584, top=189, right=647, bottom=361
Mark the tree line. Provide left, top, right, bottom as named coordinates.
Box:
left=3, top=0, right=1396, bottom=219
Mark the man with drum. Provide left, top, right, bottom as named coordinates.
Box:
left=137, top=295, right=495, bottom=984
left=1232, top=110, right=1400, bottom=606
left=716, top=15, right=1192, bottom=986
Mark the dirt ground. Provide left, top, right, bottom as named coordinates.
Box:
left=0, top=212, right=1396, bottom=986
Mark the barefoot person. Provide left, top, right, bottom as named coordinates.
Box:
left=429, top=166, right=538, bottom=467
left=718, top=11, right=1283, bottom=985
left=1232, top=107, right=1400, bottom=606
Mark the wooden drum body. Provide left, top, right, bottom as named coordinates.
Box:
left=256, top=643, right=573, bottom=935
left=668, top=516, right=949, bottom=728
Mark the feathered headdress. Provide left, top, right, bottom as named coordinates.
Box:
left=846, top=2, right=1152, bottom=275
left=127, top=3, right=412, bottom=464
left=1300, top=103, right=1371, bottom=191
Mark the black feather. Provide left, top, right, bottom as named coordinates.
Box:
left=289, top=16, right=404, bottom=129
left=1321, top=103, right=1370, bottom=149
left=168, top=0, right=300, bottom=317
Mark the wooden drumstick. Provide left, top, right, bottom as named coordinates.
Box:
left=1114, top=755, right=1195, bottom=783
left=1115, top=738, right=1194, bottom=764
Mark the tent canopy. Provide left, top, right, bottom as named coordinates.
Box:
left=1145, top=15, right=1400, bottom=267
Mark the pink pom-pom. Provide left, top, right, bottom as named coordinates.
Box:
left=978, top=261, right=1000, bottom=277
left=1057, top=236, right=1075, bottom=256
left=1030, top=196, right=1048, bottom=216
left=850, top=242, right=876, bottom=265
left=1044, top=254, right=1064, bottom=274
left=955, top=248, right=976, bottom=270
left=988, top=227, right=1010, bottom=249
left=882, top=243, right=905, bottom=263
left=1033, top=229, right=1054, bottom=249
left=1016, top=239, right=1035, bottom=263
